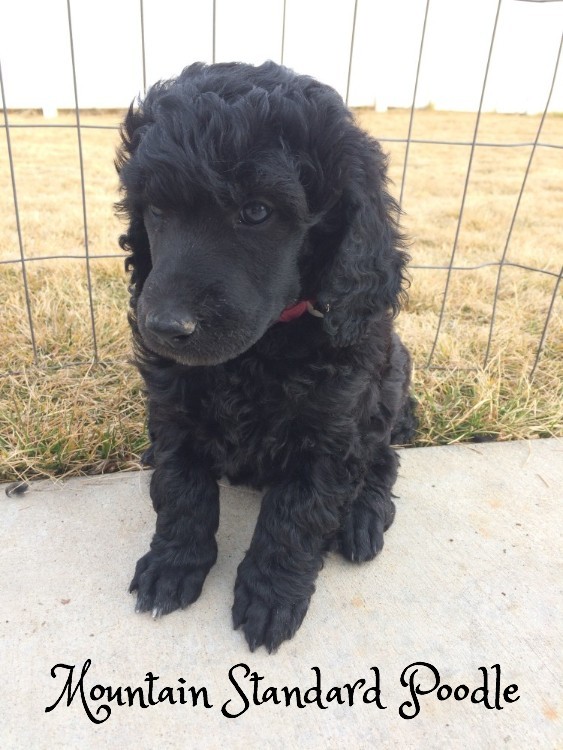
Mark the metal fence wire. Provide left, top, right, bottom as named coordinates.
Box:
left=1, top=0, right=562, bottom=381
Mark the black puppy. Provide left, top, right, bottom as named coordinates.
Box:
left=116, top=61, right=416, bottom=652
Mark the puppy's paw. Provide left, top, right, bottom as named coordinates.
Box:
left=232, top=562, right=311, bottom=653
left=129, top=550, right=210, bottom=617
left=338, top=497, right=395, bottom=563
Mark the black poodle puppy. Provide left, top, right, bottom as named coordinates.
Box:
left=116, top=61, right=416, bottom=652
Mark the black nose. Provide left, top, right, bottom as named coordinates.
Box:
left=145, top=312, right=197, bottom=348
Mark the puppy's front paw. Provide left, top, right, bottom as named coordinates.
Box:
left=339, top=497, right=395, bottom=563
left=232, top=560, right=311, bottom=653
left=129, top=549, right=210, bottom=617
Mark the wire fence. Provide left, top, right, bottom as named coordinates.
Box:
left=1, top=0, right=562, bottom=381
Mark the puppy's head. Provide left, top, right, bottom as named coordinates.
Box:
left=116, top=61, right=408, bottom=365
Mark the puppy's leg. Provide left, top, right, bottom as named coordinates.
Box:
left=232, top=461, right=346, bottom=652
left=338, top=444, right=398, bottom=562
left=130, top=457, right=219, bottom=617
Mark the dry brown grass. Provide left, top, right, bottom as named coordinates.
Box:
left=1, top=109, right=562, bottom=480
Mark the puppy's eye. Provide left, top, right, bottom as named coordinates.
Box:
left=239, top=201, right=272, bottom=226
left=147, top=205, right=164, bottom=220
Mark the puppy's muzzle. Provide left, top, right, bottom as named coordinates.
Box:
left=145, top=311, right=197, bottom=349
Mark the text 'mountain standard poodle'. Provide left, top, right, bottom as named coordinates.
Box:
left=116, top=61, right=416, bottom=653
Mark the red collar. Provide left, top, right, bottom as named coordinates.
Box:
left=278, top=300, right=312, bottom=323
left=278, top=299, right=327, bottom=323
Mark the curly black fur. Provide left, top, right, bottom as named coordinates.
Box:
left=116, top=61, right=416, bottom=652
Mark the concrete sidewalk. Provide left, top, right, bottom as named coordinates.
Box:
left=1, top=439, right=561, bottom=749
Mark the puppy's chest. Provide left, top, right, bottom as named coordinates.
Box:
left=194, top=360, right=323, bottom=480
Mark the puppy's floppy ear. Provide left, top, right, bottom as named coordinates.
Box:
left=119, top=214, right=151, bottom=308
left=115, top=103, right=153, bottom=308
left=315, top=132, right=409, bottom=347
